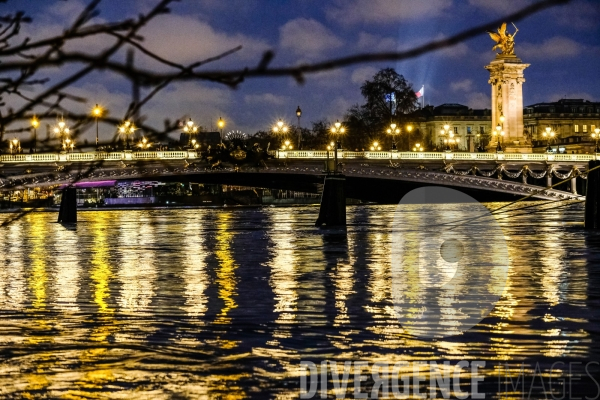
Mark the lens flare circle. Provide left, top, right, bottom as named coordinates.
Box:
left=391, top=186, right=509, bottom=339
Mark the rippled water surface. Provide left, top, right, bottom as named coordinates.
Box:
left=1, top=203, right=599, bottom=399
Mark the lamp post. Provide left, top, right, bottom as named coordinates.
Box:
left=326, top=144, right=332, bottom=174
left=493, top=123, right=504, bottom=153
left=412, top=143, right=423, bottom=152
left=281, top=140, right=293, bottom=151
left=64, top=137, right=75, bottom=153
left=53, top=118, right=71, bottom=152
left=118, top=120, right=136, bottom=150
left=494, top=114, right=505, bottom=152
left=31, top=116, right=39, bottom=153
left=330, top=120, right=346, bottom=174
left=386, top=123, right=400, bottom=150
left=92, top=104, right=102, bottom=149
left=407, top=124, right=413, bottom=151
left=370, top=141, right=382, bottom=151
left=542, top=126, right=555, bottom=153
left=217, top=117, right=225, bottom=145
left=593, top=127, right=600, bottom=153
left=10, top=138, right=20, bottom=154
left=296, top=106, right=302, bottom=150
left=440, top=124, right=451, bottom=151
left=137, top=137, right=152, bottom=151
left=183, top=118, right=199, bottom=148
left=272, top=119, right=289, bottom=149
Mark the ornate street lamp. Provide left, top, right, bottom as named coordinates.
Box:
left=296, top=106, right=302, bottom=149
left=137, top=137, right=152, bottom=151
left=330, top=120, right=346, bottom=174
left=440, top=124, right=451, bottom=151
left=31, top=116, right=39, bottom=153
left=183, top=118, right=199, bottom=148
left=281, top=139, right=293, bottom=150
left=63, top=137, right=75, bottom=153
left=386, top=123, right=400, bottom=150
left=406, top=124, right=413, bottom=151
left=370, top=141, right=382, bottom=151
left=9, top=138, right=20, bottom=154
left=542, top=126, right=555, bottom=153
left=118, top=120, right=137, bottom=150
left=53, top=117, right=71, bottom=152
left=593, top=127, right=600, bottom=153
left=412, top=143, right=423, bottom=152
left=273, top=119, right=289, bottom=149
left=217, top=117, right=225, bottom=145
left=92, top=104, right=103, bottom=149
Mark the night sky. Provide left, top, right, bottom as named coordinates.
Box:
left=10, top=0, right=600, bottom=141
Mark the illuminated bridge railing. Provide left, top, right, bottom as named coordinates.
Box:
left=0, top=150, right=597, bottom=164
left=275, top=150, right=597, bottom=162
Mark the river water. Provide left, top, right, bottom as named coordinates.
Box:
left=0, top=203, right=599, bottom=399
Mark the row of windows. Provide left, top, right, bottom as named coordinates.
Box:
left=574, top=125, right=597, bottom=133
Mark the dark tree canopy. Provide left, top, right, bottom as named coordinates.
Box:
left=360, top=68, right=418, bottom=123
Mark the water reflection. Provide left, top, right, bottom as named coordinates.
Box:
left=0, top=221, right=28, bottom=310
left=181, top=215, right=209, bottom=318
left=0, top=203, right=597, bottom=398
left=117, top=214, right=157, bottom=313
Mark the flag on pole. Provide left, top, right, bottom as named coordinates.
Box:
left=415, top=86, right=424, bottom=98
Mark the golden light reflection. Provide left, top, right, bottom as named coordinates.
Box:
left=0, top=222, right=27, bottom=310
left=214, top=212, right=238, bottom=326
left=53, top=224, right=81, bottom=312
left=90, top=214, right=113, bottom=314
left=269, top=210, right=299, bottom=336
left=88, top=213, right=119, bottom=345
left=182, top=216, right=208, bottom=318
left=366, top=209, right=404, bottom=349
left=117, top=214, right=157, bottom=313
left=332, top=234, right=354, bottom=328
left=27, top=216, right=48, bottom=310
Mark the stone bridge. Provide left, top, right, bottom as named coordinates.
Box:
left=0, top=149, right=591, bottom=203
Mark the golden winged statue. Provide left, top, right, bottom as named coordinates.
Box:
left=488, top=22, right=518, bottom=56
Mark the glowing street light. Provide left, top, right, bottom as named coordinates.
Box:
left=542, top=126, right=556, bottom=153
left=296, top=106, right=302, bottom=149
left=137, top=136, right=152, bottom=151
left=592, top=127, right=600, bottom=153
left=413, top=143, right=423, bottom=152
left=218, top=117, right=225, bottom=145
left=370, top=141, right=382, bottom=151
left=281, top=139, right=293, bottom=150
left=53, top=117, right=71, bottom=152
left=9, top=138, right=20, bottom=154
left=118, top=120, right=137, bottom=150
left=31, top=116, right=39, bottom=153
left=273, top=119, right=290, bottom=149
left=440, top=124, right=451, bottom=151
left=386, top=123, right=400, bottom=150
left=183, top=118, right=199, bottom=148
left=92, top=104, right=103, bottom=149
left=330, top=120, right=346, bottom=174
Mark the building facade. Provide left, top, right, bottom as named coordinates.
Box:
left=524, top=99, right=600, bottom=153
left=413, top=104, right=492, bottom=152
left=410, top=99, right=600, bottom=153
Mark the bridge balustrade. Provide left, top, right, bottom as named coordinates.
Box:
left=1, top=150, right=599, bottom=164
left=134, top=152, right=158, bottom=159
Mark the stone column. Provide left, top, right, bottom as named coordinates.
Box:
left=485, top=55, right=531, bottom=153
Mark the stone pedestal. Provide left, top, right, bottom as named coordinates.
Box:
left=485, top=55, right=531, bottom=153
